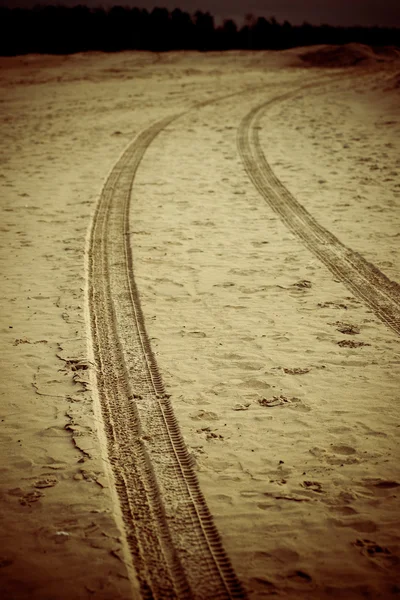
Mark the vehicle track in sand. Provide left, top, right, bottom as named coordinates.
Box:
left=87, top=78, right=320, bottom=600
left=88, top=112, right=248, bottom=599
left=87, top=74, right=367, bottom=600
left=237, top=85, right=400, bottom=337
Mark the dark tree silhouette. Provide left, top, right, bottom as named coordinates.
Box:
left=170, top=8, right=195, bottom=50
left=215, top=19, right=238, bottom=50
left=193, top=11, right=215, bottom=50
left=0, top=5, right=398, bottom=56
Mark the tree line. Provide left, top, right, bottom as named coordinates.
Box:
left=0, top=5, right=399, bottom=56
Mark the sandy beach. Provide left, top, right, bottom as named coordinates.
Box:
left=0, top=46, right=399, bottom=599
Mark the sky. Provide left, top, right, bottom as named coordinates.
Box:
left=1, top=0, right=400, bottom=28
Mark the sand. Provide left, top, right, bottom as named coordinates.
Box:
left=0, top=47, right=399, bottom=599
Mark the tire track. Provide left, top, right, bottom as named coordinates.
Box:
left=87, top=75, right=364, bottom=599
left=88, top=113, right=247, bottom=599
left=237, top=86, right=400, bottom=336
left=88, top=78, right=320, bottom=600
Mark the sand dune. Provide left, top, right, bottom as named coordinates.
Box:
left=299, top=43, right=400, bottom=67
left=0, top=49, right=399, bottom=599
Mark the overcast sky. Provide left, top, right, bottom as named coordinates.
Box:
left=2, top=0, right=400, bottom=27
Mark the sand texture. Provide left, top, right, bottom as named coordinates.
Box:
left=1, top=46, right=400, bottom=599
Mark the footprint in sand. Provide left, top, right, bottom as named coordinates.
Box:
left=331, top=321, right=360, bottom=335
left=292, top=279, right=312, bottom=289
left=196, top=427, right=224, bottom=441
left=232, top=403, right=251, bottom=411
left=301, top=480, right=324, bottom=493
left=353, top=539, right=398, bottom=565
left=8, top=488, right=44, bottom=506
left=337, top=340, right=371, bottom=348
left=258, top=395, right=302, bottom=408
left=34, top=477, right=58, bottom=489
left=331, top=444, right=357, bottom=455
left=362, top=478, right=400, bottom=495
left=284, top=367, right=311, bottom=375
left=309, top=444, right=359, bottom=466
left=317, top=301, right=348, bottom=310
left=326, top=444, right=359, bottom=465
left=237, top=378, right=271, bottom=391
left=287, top=570, right=312, bottom=584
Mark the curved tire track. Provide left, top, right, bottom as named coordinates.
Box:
left=87, top=76, right=362, bottom=599
left=237, top=87, right=400, bottom=336
left=88, top=113, right=247, bottom=599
